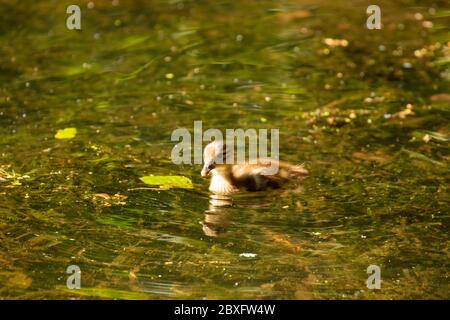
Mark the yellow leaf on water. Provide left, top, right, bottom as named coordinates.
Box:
left=139, top=175, right=193, bottom=189
left=55, top=128, right=77, bottom=139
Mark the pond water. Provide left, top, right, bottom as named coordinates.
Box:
left=0, top=0, right=449, bottom=299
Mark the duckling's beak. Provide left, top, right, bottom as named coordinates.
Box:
left=201, top=165, right=211, bottom=177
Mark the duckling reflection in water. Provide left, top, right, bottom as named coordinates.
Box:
left=201, top=194, right=233, bottom=237
left=201, top=140, right=308, bottom=195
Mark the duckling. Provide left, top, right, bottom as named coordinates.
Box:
left=201, top=140, right=308, bottom=195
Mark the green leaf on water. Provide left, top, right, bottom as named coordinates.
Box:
left=139, top=175, right=193, bottom=189
left=55, top=128, right=77, bottom=139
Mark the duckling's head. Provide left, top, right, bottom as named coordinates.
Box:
left=201, top=140, right=230, bottom=176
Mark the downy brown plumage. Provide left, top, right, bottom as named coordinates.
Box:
left=201, top=141, right=308, bottom=195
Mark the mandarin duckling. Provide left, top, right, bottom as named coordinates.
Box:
left=201, top=141, right=308, bottom=195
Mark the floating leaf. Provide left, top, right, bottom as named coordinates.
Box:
left=55, top=128, right=77, bottom=139
left=139, top=175, right=193, bottom=189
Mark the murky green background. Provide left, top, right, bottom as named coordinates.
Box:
left=0, top=0, right=449, bottom=299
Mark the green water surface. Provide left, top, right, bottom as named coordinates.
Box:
left=0, top=0, right=449, bottom=299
